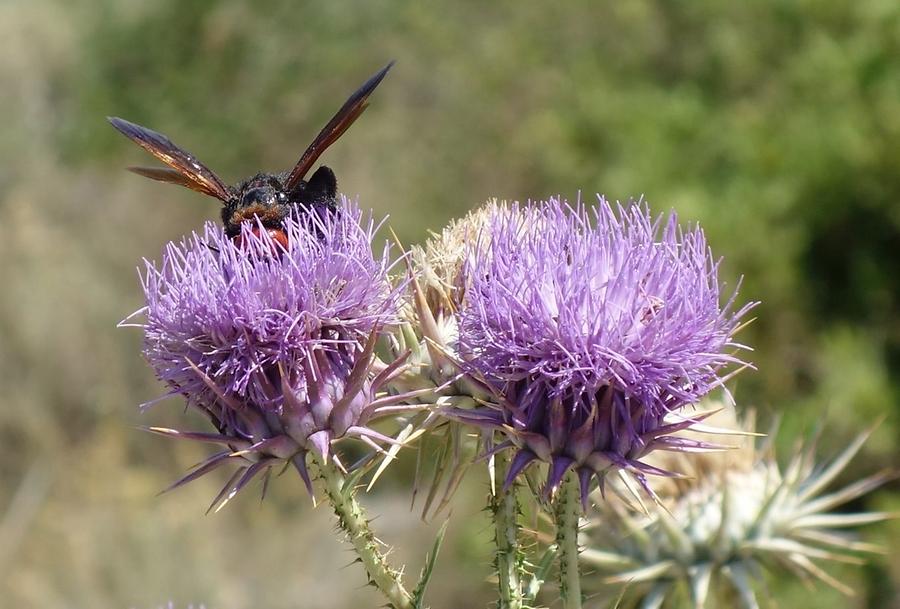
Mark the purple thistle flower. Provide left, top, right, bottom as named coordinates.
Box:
left=127, top=199, right=413, bottom=508
left=451, top=197, right=755, bottom=505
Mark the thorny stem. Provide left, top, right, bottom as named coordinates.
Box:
left=491, top=454, right=525, bottom=609
left=554, top=471, right=583, bottom=609
left=312, top=454, right=413, bottom=609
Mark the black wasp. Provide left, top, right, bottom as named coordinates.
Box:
left=109, top=62, right=393, bottom=248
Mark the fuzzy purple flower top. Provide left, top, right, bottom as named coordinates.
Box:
left=453, top=198, right=754, bottom=503
left=131, top=200, right=410, bottom=506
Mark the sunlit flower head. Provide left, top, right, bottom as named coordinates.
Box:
left=129, top=199, right=412, bottom=507
left=449, top=197, right=754, bottom=504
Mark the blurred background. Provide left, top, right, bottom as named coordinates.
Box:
left=1, top=1, right=898, bottom=607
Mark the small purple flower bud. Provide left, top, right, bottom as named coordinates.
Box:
left=450, top=197, right=755, bottom=505
left=129, top=200, right=411, bottom=507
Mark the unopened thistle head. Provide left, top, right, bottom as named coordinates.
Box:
left=408, top=199, right=501, bottom=319
left=449, top=197, right=754, bottom=504
left=129, top=200, right=412, bottom=508
left=389, top=200, right=504, bottom=398
left=581, top=404, right=894, bottom=608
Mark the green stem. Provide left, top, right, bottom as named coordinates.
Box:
left=554, top=471, right=582, bottom=609
left=491, top=455, right=524, bottom=609
left=312, top=454, right=413, bottom=609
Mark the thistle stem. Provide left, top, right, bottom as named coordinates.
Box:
left=554, top=471, right=582, bottom=609
left=491, top=455, right=524, bottom=609
left=312, top=454, right=413, bottom=609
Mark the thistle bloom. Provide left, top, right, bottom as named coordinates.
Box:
left=451, top=198, right=754, bottom=503
left=581, top=405, right=893, bottom=608
left=129, top=200, right=411, bottom=506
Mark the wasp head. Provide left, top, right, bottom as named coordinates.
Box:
left=222, top=174, right=292, bottom=238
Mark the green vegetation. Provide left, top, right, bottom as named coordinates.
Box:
left=1, top=1, right=897, bottom=607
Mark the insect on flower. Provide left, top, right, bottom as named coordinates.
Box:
left=133, top=202, right=415, bottom=508
left=108, top=62, right=393, bottom=249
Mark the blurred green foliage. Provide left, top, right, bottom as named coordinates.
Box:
left=1, top=1, right=897, bottom=608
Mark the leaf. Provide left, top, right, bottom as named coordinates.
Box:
left=412, top=519, right=449, bottom=608
left=341, top=461, right=372, bottom=501
left=524, top=544, right=557, bottom=603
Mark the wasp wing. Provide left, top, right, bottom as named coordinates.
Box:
left=285, top=61, right=393, bottom=191
left=108, top=117, right=233, bottom=202
left=127, top=167, right=231, bottom=197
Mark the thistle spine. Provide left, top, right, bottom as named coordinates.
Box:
left=314, top=454, right=413, bottom=609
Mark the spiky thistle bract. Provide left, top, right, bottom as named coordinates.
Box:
left=581, top=405, right=894, bottom=609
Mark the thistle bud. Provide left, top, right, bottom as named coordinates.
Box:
left=581, top=403, right=893, bottom=607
